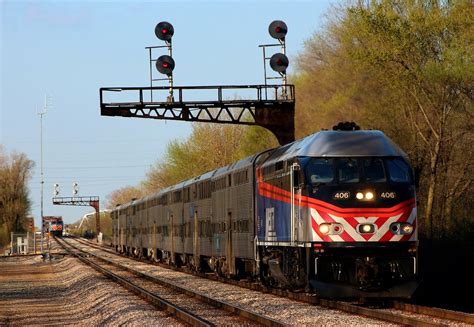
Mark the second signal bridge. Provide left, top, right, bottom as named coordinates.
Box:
left=52, top=196, right=101, bottom=236
left=100, top=84, right=295, bottom=145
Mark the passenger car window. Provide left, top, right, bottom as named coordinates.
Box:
left=387, top=158, right=412, bottom=183
left=364, top=158, right=386, bottom=182
left=306, top=158, right=334, bottom=183
left=337, top=158, right=359, bottom=183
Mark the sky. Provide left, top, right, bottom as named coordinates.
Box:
left=1, top=0, right=338, bottom=226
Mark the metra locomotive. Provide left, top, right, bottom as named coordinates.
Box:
left=111, top=123, right=419, bottom=298
left=45, top=216, right=64, bottom=237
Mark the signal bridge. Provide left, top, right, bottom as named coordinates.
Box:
left=100, top=84, right=295, bottom=145
left=100, top=20, right=296, bottom=145
left=52, top=196, right=101, bottom=236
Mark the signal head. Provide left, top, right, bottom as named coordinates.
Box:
left=156, top=55, right=175, bottom=75
left=270, top=53, right=289, bottom=73
left=155, top=21, right=174, bottom=41
left=268, top=20, right=287, bottom=40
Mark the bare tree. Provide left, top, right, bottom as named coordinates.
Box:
left=0, top=147, right=35, bottom=241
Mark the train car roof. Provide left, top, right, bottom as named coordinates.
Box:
left=212, top=154, right=258, bottom=178
left=263, top=130, right=407, bottom=165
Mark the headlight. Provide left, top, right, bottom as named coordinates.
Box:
left=356, top=191, right=375, bottom=201
left=357, top=224, right=375, bottom=234
left=319, top=223, right=343, bottom=235
left=319, top=224, right=330, bottom=235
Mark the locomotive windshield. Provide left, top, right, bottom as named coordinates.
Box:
left=305, top=157, right=412, bottom=185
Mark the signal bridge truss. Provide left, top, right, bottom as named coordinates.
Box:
left=100, top=84, right=295, bottom=145
left=52, top=196, right=101, bottom=236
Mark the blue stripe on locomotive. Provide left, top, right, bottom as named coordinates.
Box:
left=256, top=192, right=291, bottom=242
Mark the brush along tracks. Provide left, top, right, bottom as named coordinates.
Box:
left=55, top=237, right=285, bottom=327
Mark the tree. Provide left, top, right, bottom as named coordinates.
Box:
left=0, top=147, right=35, bottom=242
left=294, top=0, right=473, bottom=237
left=106, top=186, right=144, bottom=209
left=142, top=123, right=278, bottom=193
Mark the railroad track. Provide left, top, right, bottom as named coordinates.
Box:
left=55, top=237, right=285, bottom=327
left=74, top=237, right=474, bottom=326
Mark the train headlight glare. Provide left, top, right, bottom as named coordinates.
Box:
left=358, top=224, right=375, bottom=234
left=402, top=223, right=414, bottom=234
left=365, top=192, right=374, bottom=200
left=356, top=192, right=364, bottom=200
left=319, top=224, right=330, bottom=235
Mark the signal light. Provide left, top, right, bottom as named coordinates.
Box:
left=270, top=53, right=289, bottom=73
left=156, top=55, right=175, bottom=75
left=53, top=183, right=60, bottom=197
left=269, top=20, right=287, bottom=40
left=155, top=21, right=174, bottom=41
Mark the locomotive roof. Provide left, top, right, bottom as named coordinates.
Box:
left=264, top=130, right=407, bottom=164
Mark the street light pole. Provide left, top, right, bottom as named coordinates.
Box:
left=39, top=95, right=51, bottom=254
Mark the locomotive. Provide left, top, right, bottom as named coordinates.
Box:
left=111, top=123, right=419, bottom=298
left=45, top=216, right=64, bottom=237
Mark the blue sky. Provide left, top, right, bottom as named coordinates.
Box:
left=1, top=0, right=337, bottom=225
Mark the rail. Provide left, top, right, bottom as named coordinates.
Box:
left=55, top=237, right=213, bottom=326
left=74, top=237, right=468, bottom=326
left=62, top=237, right=287, bottom=327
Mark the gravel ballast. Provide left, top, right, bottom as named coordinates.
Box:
left=0, top=255, right=184, bottom=326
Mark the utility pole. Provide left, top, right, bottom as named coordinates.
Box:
left=39, top=95, right=51, bottom=254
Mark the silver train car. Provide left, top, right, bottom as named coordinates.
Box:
left=111, top=125, right=419, bottom=298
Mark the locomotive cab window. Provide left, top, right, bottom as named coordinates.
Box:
left=386, top=158, right=412, bottom=183
left=337, top=158, right=359, bottom=183
left=306, top=158, right=334, bottom=184
left=363, top=158, right=386, bottom=182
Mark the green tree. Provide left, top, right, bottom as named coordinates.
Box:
left=106, top=186, right=145, bottom=209
left=142, top=123, right=278, bottom=192
left=294, top=0, right=473, bottom=237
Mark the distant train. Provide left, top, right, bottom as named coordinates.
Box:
left=45, top=216, right=64, bottom=237
left=111, top=123, right=419, bottom=298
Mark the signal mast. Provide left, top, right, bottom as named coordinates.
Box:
left=100, top=20, right=296, bottom=145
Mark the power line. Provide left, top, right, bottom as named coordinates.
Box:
left=42, top=164, right=151, bottom=169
